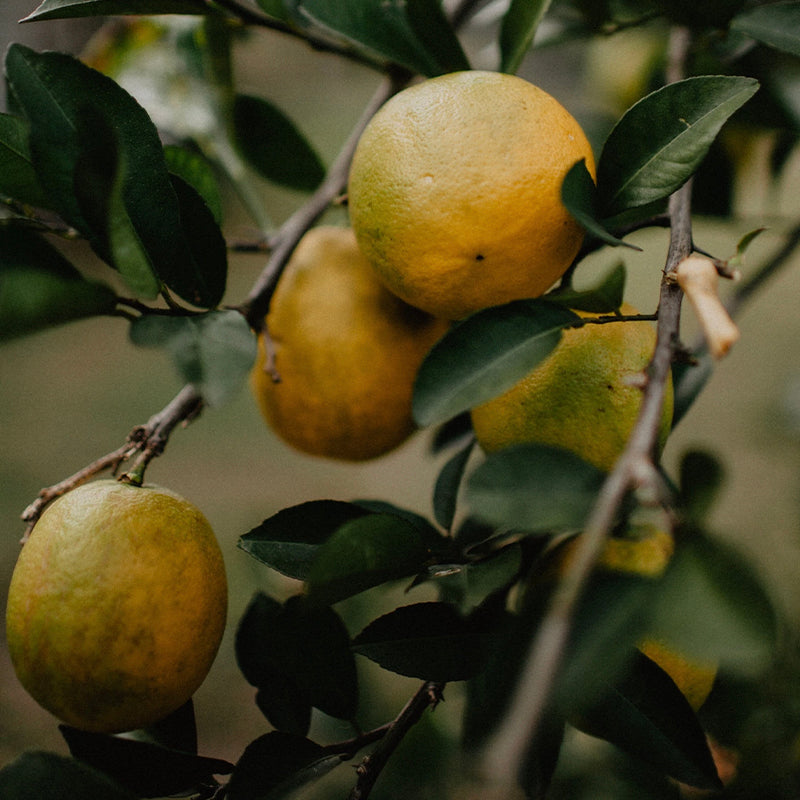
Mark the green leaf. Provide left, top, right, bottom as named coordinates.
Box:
left=305, top=513, right=437, bottom=605
left=60, top=726, right=233, bottom=798
left=164, top=145, right=223, bottom=225
left=677, top=450, right=724, bottom=523
left=235, top=593, right=358, bottom=727
left=255, top=0, right=293, bottom=22
left=499, top=0, right=552, bottom=74
left=649, top=532, right=777, bottom=673
left=293, top=0, right=464, bottom=76
left=405, top=0, right=471, bottom=74
left=546, top=262, right=627, bottom=314
left=352, top=602, right=490, bottom=681
left=573, top=650, right=722, bottom=790
left=561, top=160, right=640, bottom=249
left=597, top=76, right=760, bottom=217
left=0, top=751, right=136, bottom=800
left=232, top=95, right=325, bottom=192
left=0, top=113, right=48, bottom=206
left=413, top=300, right=579, bottom=427
left=22, top=0, right=209, bottom=21
left=226, top=732, right=343, bottom=800
left=433, top=439, right=474, bottom=531
left=238, top=500, right=370, bottom=580
left=731, top=1, right=800, bottom=58
left=0, top=225, right=117, bottom=340
left=467, top=443, right=606, bottom=533
left=5, top=46, right=224, bottom=308
left=129, top=310, right=256, bottom=406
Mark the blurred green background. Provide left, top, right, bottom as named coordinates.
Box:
left=2, top=3, right=800, bottom=790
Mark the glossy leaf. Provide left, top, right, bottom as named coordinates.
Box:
left=22, top=0, right=208, bottom=21
left=413, top=300, right=579, bottom=426
left=545, top=262, right=627, bottom=314
left=235, top=593, right=358, bottom=727
left=226, top=732, right=342, bottom=800
left=597, top=76, right=760, bottom=217
left=129, top=310, right=256, bottom=406
left=0, top=752, right=136, bottom=800
left=233, top=95, right=325, bottom=192
left=305, top=513, right=436, bottom=605
left=164, top=145, right=223, bottom=225
left=433, top=438, right=474, bottom=530
left=238, top=500, right=370, bottom=580
left=467, top=443, right=606, bottom=533
left=0, top=226, right=117, bottom=340
left=573, top=650, right=722, bottom=790
left=352, top=602, right=490, bottom=681
left=499, top=0, right=552, bottom=74
left=649, top=532, right=777, bottom=672
left=0, top=113, right=47, bottom=206
left=60, top=726, right=233, bottom=798
left=731, top=2, right=800, bottom=58
left=561, top=159, right=640, bottom=249
left=293, top=0, right=467, bottom=76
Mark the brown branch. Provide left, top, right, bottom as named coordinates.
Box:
left=478, top=26, right=694, bottom=796
left=20, top=385, right=203, bottom=541
left=348, top=682, right=445, bottom=800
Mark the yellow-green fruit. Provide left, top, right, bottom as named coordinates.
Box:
left=6, top=480, right=228, bottom=733
left=470, top=304, right=673, bottom=473
left=348, top=70, right=595, bottom=320
left=251, top=226, right=449, bottom=461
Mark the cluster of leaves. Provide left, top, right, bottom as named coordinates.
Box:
left=2, top=0, right=800, bottom=799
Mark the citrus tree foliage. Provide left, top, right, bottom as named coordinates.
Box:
left=2, top=1, right=800, bottom=799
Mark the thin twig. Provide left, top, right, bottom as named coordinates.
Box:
left=478, top=26, right=694, bottom=796
left=348, top=682, right=445, bottom=800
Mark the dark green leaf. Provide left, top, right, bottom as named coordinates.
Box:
left=413, top=300, right=579, bottom=426
left=546, top=262, right=627, bottom=313
left=164, top=145, right=223, bottom=225
left=561, top=159, right=640, bottom=249
left=352, top=602, right=490, bottom=681
left=233, top=95, right=325, bottom=192
left=352, top=499, right=442, bottom=539
left=433, top=439, right=474, bottom=530
left=226, top=732, right=342, bottom=800
left=256, top=681, right=312, bottom=737
left=236, top=593, right=358, bottom=724
left=127, top=700, right=197, bottom=754
left=649, top=532, right=777, bottom=672
left=238, top=500, right=370, bottom=580
left=499, top=0, right=552, bottom=74
left=6, top=46, right=223, bottom=308
left=430, top=412, right=473, bottom=454
left=293, top=0, right=452, bottom=75
left=731, top=2, right=800, bottom=58
left=467, top=443, right=606, bottom=533
left=573, top=650, right=722, bottom=790
left=0, top=113, right=47, bottom=206
left=0, top=751, right=136, bottom=800
left=129, top=310, right=256, bottom=406
left=671, top=350, right=713, bottom=427
left=597, top=76, right=760, bottom=217
left=405, top=0, right=471, bottom=74
left=255, top=0, right=292, bottom=21
left=677, top=450, right=724, bottom=523
left=22, top=0, right=209, bottom=21
left=0, top=226, right=117, bottom=340
left=305, top=513, right=436, bottom=605
left=60, top=726, right=232, bottom=798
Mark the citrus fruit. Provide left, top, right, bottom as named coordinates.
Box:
left=251, top=226, right=449, bottom=461
left=549, top=525, right=717, bottom=711
left=347, top=70, right=595, bottom=320
left=470, top=304, right=673, bottom=473
left=5, top=479, right=228, bottom=733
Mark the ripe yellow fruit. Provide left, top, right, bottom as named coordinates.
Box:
left=348, top=70, right=595, bottom=320
left=6, top=480, right=227, bottom=733
left=551, top=526, right=717, bottom=711
left=251, top=226, right=449, bottom=461
left=470, top=304, right=673, bottom=473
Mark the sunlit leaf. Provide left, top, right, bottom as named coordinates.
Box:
left=413, top=300, right=579, bottom=426
left=731, top=1, right=800, bottom=58
left=129, top=310, right=256, bottom=406
left=597, top=76, right=760, bottom=217
left=499, top=0, right=552, bottom=74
